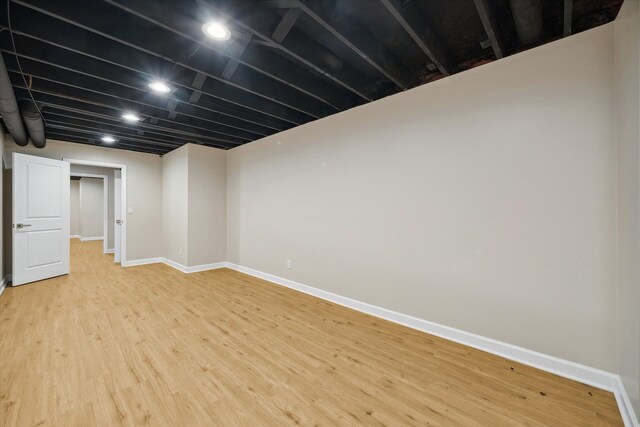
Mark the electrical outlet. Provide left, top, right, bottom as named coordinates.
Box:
left=287, top=259, right=292, bottom=269
left=178, top=248, right=182, bottom=255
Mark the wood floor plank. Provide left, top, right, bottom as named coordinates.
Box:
left=0, top=240, right=623, bottom=426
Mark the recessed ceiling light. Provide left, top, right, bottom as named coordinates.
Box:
left=101, top=135, right=116, bottom=143
left=149, top=80, right=171, bottom=93
left=122, top=112, right=141, bottom=122
left=202, top=21, right=231, bottom=40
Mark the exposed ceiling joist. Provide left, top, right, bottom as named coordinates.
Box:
left=289, top=0, right=415, bottom=89
left=11, top=0, right=333, bottom=119
left=225, top=2, right=375, bottom=101
left=472, top=0, right=506, bottom=59
left=564, top=0, right=573, bottom=37
left=379, top=0, right=457, bottom=75
left=103, top=0, right=353, bottom=111
left=271, top=8, right=302, bottom=43
left=1, top=51, right=274, bottom=139
left=11, top=83, right=251, bottom=146
left=13, top=88, right=241, bottom=145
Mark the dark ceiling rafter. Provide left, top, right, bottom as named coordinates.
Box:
left=42, top=111, right=226, bottom=148
left=3, top=58, right=266, bottom=141
left=12, top=88, right=242, bottom=146
left=472, top=0, right=507, bottom=59
left=564, top=0, right=573, bottom=37
left=272, top=8, right=302, bottom=43
left=43, top=109, right=219, bottom=146
left=0, top=0, right=624, bottom=155
left=45, top=120, right=185, bottom=150
left=379, top=0, right=457, bottom=75
left=102, top=0, right=356, bottom=112
left=0, top=44, right=285, bottom=135
left=11, top=85, right=246, bottom=148
left=265, top=0, right=414, bottom=90
left=1, top=36, right=307, bottom=132
left=10, top=0, right=331, bottom=120
left=215, top=1, right=375, bottom=101
left=0, top=28, right=301, bottom=130
left=220, top=32, right=252, bottom=80
left=45, top=129, right=173, bottom=154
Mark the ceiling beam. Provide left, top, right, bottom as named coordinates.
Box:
left=380, top=0, right=457, bottom=75
left=10, top=84, right=253, bottom=147
left=43, top=109, right=219, bottom=146
left=0, top=29, right=300, bottom=129
left=45, top=120, right=185, bottom=149
left=102, top=0, right=354, bottom=111
left=13, top=87, right=241, bottom=145
left=224, top=1, right=375, bottom=101
left=0, top=44, right=285, bottom=134
left=290, top=0, right=414, bottom=89
left=45, top=130, right=173, bottom=154
left=472, top=0, right=507, bottom=59
left=563, top=0, right=573, bottom=37
left=3, top=53, right=269, bottom=140
left=221, top=32, right=253, bottom=80
left=11, top=0, right=330, bottom=119
left=271, top=8, right=302, bottom=43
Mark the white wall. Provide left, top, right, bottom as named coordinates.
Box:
left=161, top=143, right=226, bottom=267
left=227, top=25, right=618, bottom=371
left=162, top=144, right=188, bottom=265
left=70, top=180, right=80, bottom=236
left=615, top=0, right=640, bottom=417
left=79, top=178, right=104, bottom=239
left=187, top=144, right=226, bottom=267
left=3, top=138, right=162, bottom=267
left=71, top=164, right=116, bottom=248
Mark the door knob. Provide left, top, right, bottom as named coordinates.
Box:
left=15, top=223, right=32, bottom=229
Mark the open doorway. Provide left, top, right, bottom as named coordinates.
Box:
left=70, top=173, right=108, bottom=253
left=66, top=158, right=127, bottom=266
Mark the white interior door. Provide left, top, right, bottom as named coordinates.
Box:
left=12, top=153, right=70, bottom=286
left=114, top=175, right=122, bottom=263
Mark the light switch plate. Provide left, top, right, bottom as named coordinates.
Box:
left=127, top=207, right=134, bottom=214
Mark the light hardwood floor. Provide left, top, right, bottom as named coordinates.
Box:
left=0, top=240, right=623, bottom=426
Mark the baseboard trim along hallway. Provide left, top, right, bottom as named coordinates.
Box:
left=121, top=258, right=637, bottom=426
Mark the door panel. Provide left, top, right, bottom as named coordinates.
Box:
left=13, top=153, right=70, bottom=286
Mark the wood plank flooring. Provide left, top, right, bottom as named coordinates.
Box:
left=0, top=240, right=623, bottom=426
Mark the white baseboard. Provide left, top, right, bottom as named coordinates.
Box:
left=105, top=248, right=114, bottom=254
left=225, top=263, right=638, bottom=427
left=70, top=235, right=81, bottom=239
left=615, top=376, right=639, bottom=427
left=0, top=275, right=8, bottom=297
left=123, top=257, right=162, bottom=267
left=123, top=257, right=226, bottom=274
left=162, top=258, right=227, bottom=273
left=80, top=236, right=103, bottom=242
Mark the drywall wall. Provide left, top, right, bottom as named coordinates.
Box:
left=70, top=180, right=80, bottom=236
left=70, top=165, right=116, bottom=248
left=3, top=138, right=162, bottom=268
left=227, top=25, right=617, bottom=371
left=79, top=178, right=104, bottom=239
left=187, top=144, right=226, bottom=267
left=615, top=0, right=640, bottom=417
left=161, top=143, right=226, bottom=267
left=162, top=144, right=188, bottom=265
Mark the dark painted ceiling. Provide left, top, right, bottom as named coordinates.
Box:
left=0, top=0, right=624, bottom=155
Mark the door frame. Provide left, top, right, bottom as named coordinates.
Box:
left=70, top=172, right=109, bottom=254
left=64, top=158, right=127, bottom=266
